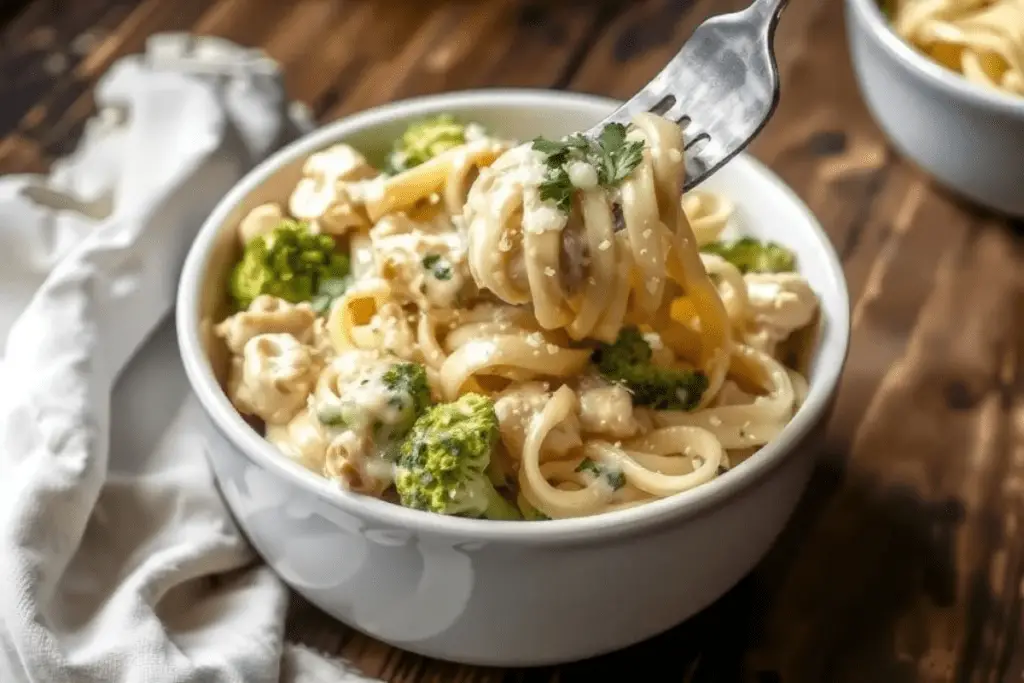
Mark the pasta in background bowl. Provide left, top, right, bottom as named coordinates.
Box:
left=177, top=90, right=850, bottom=666
left=885, top=0, right=1024, bottom=96
left=847, top=0, right=1024, bottom=216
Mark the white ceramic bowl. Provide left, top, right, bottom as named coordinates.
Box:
left=846, top=0, right=1024, bottom=216
left=176, top=90, right=851, bottom=667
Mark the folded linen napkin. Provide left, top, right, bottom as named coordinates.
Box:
left=0, top=33, right=378, bottom=683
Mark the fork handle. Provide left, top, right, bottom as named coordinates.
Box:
left=747, top=0, right=790, bottom=27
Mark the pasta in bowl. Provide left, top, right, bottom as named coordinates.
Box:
left=177, top=90, right=849, bottom=666
left=210, top=109, right=818, bottom=521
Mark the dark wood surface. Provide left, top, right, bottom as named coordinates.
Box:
left=3, top=0, right=1022, bottom=681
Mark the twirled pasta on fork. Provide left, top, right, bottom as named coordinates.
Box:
left=213, top=112, right=820, bottom=521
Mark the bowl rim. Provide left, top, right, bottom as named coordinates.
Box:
left=176, top=88, right=851, bottom=546
left=846, top=0, right=1024, bottom=116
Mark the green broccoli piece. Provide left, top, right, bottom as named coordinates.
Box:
left=395, top=393, right=521, bottom=520
left=229, top=219, right=350, bottom=311
left=592, top=327, right=709, bottom=411
left=385, top=115, right=471, bottom=175
left=700, top=237, right=796, bottom=274
left=317, top=362, right=432, bottom=451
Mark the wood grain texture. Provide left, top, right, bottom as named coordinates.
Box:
left=2, top=0, right=1022, bottom=681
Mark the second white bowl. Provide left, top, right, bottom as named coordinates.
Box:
left=846, top=0, right=1024, bottom=216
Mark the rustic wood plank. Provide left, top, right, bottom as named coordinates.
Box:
left=0, top=0, right=213, bottom=171
left=317, top=0, right=604, bottom=120
left=0, top=0, right=140, bottom=171
left=569, top=0, right=720, bottom=98
left=1, top=0, right=1023, bottom=682
left=753, top=223, right=1022, bottom=683
left=0, top=0, right=34, bottom=29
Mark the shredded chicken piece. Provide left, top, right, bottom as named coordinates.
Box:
left=366, top=303, right=419, bottom=361
left=216, top=295, right=316, bottom=355
left=742, top=272, right=818, bottom=355
left=265, top=406, right=331, bottom=472
left=289, top=143, right=379, bottom=236
left=576, top=377, right=638, bottom=439
left=370, top=219, right=470, bottom=310
left=238, top=202, right=286, bottom=244
left=230, top=333, right=321, bottom=425
left=324, top=431, right=390, bottom=495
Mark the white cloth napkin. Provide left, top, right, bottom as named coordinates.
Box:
left=0, top=33, right=379, bottom=683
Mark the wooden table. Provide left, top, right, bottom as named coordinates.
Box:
left=2, top=0, right=1022, bottom=680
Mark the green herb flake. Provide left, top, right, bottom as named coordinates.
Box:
left=596, top=123, right=645, bottom=185
left=575, top=457, right=626, bottom=491
left=422, top=253, right=453, bottom=281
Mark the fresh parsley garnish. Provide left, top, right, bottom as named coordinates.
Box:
left=537, top=170, right=575, bottom=211
left=596, top=123, right=645, bottom=185
left=422, top=253, right=453, bottom=281
left=531, top=123, right=646, bottom=213
left=310, top=276, right=351, bottom=315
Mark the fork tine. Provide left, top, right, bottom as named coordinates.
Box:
left=599, top=87, right=677, bottom=129
left=590, top=0, right=789, bottom=192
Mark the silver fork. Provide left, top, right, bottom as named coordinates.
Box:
left=590, top=0, right=789, bottom=192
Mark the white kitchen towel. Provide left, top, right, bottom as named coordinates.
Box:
left=0, top=33, right=378, bottom=683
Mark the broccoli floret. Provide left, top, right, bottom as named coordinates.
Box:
left=593, top=327, right=709, bottom=411
left=395, top=394, right=521, bottom=520
left=385, top=115, right=470, bottom=175
left=317, top=362, right=432, bottom=451
left=229, top=219, right=349, bottom=311
left=700, top=237, right=796, bottom=274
